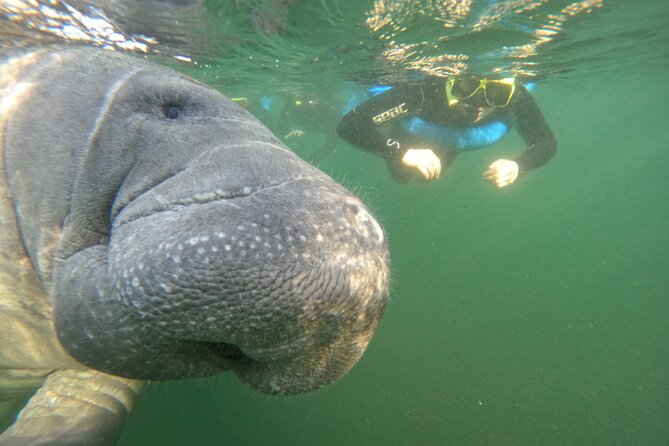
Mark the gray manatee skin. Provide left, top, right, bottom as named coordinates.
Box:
left=0, top=47, right=389, bottom=444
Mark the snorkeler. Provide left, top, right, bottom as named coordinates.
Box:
left=336, top=75, right=557, bottom=187
left=238, top=91, right=343, bottom=164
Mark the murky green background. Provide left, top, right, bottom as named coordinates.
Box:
left=118, top=2, right=668, bottom=445
left=1, top=0, right=667, bottom=444
left=116, top=72, right=668, bottom=446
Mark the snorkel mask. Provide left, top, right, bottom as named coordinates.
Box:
left=446, top=76, right=516, bottom=108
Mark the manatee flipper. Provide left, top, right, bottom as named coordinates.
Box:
left=0, top=370, right=141, bottom=446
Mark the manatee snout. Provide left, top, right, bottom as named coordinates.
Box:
left=55, top=165, right=390, bottom=395
left=106, top=172, right=389, bottom=394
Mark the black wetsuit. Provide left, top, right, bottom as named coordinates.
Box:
left=336, top=77, right=557, bottom=182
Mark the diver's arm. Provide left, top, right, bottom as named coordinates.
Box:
left=510, top=85, right=557, bottom=173
left=336, top=84, right=424, bottom=159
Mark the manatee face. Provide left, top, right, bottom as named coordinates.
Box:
left=21, top=53, right=391, bottom=395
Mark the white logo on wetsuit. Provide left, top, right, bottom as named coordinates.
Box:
left=386, top=139, right=400, bottom=150
left=372, top=103, right=408, bottom=125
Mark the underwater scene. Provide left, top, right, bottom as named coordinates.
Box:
left=1, top=0, right=668, bottom=444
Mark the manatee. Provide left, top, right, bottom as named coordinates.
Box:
left=0, top=46, right=389, bottom=445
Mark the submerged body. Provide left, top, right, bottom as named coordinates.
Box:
left=0, top=47, right=389, bottom=444
left=337, top=76, right=557, bottom=185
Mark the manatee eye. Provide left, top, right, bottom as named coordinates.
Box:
left=162, top=103, right=183, bottom=119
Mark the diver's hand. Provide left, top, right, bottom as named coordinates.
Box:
left=483, top=159, right=519, bottom=188
left=401, top=149, right=441, bottom=180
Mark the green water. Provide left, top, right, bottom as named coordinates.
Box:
left=115, top=75, right=668, bottom=445
left=1, top=0, right=667, bottom=444
left=116, top=2, right=668, bottom=445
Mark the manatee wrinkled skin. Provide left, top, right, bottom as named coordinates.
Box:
left=0, top=47, right=389, bottom=444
